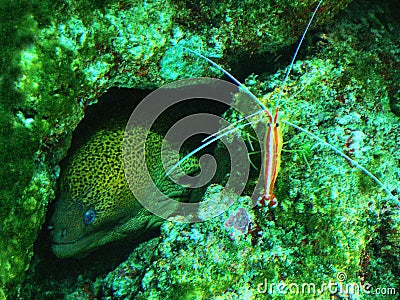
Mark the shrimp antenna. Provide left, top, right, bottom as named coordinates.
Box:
left=276, top=0, right=323, bottom=109
left=164, top=47, right=268, bottom=177
left=165, top=118, right=259, bottom=177
left=167, top=1, right=398, bottom=203
left=181, top=47, right=266, bottom=111
left=166, top=1, right=323, bottom=176
left=284, top=120, right=398, bottom=202
left=166, top=1, right=323, bottom=177
left=195, top=0, right=324, bottom=145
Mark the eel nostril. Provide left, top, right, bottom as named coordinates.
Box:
left=61, top=228, right=67, bottom=238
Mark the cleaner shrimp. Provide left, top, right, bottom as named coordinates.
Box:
left=167, top=0, right=399, bottom=209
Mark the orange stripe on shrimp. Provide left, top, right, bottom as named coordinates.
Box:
left=167, top=0, right=320, bottom=207
left=166, top=0, right=398, bottom=206
left=260, top=107, right=283, bottom=208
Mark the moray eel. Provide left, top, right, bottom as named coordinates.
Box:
left=50, top=123, right=199, bottom=258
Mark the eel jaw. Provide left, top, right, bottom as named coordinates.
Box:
left=50, top=210, right=161, bottom=259
left=51, top=222, right=131, bottom=258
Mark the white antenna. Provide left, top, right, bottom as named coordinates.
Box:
left=181, top=47, right=266, bottom=111
left=284, top=120, right=398, bottom=202
left=166, top=1, right=398, bottom=203
left=276, top=0, right=323, bottom=108
left=167, top=0, right=324, bottom=177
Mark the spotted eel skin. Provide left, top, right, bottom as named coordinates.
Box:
left=50, top=123, right=199, bottom=258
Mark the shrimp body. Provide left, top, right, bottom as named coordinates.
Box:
left=167, top=0, right=398, bottom=207
left=260, top=107, right=283, bottom=207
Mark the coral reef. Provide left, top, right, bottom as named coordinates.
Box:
left=3, top=0, right=351, bottom=296
left=93, top=188, right=259, bottom=299
left=2, top=0, right=346, bottom=296
left=52, top=1, right=398, bottom=299
left=1, top=0, right=398, bottom=299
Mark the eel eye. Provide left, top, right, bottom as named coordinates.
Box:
left=83, top=208, right=96, bottom=225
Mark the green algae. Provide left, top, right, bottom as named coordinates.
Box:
left=0, top=1, right=52, bottom=297
left=42, top=1, right=399, bottom=299
left=2, top=0, right=398, bottom=299
left=171, top=0, right=353, bottom=54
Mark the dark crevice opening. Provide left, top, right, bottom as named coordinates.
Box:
left=23, top=86, right=231, bottom=298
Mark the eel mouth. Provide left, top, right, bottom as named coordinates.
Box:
left=51, top=222, right=131, bottom=259
left=50, top=194, right=184, bottom=258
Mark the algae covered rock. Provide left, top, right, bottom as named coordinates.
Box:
left=3, top=0, right=398, bottom=298
left=32, top=0, right=399, bottom=299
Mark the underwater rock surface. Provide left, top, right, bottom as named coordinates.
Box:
left=1, top=0, right=399, bottom=299
left=1, top=0, right=350, bottom=297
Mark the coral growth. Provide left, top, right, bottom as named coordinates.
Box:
left=1, top=0, right=398, bottom=298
